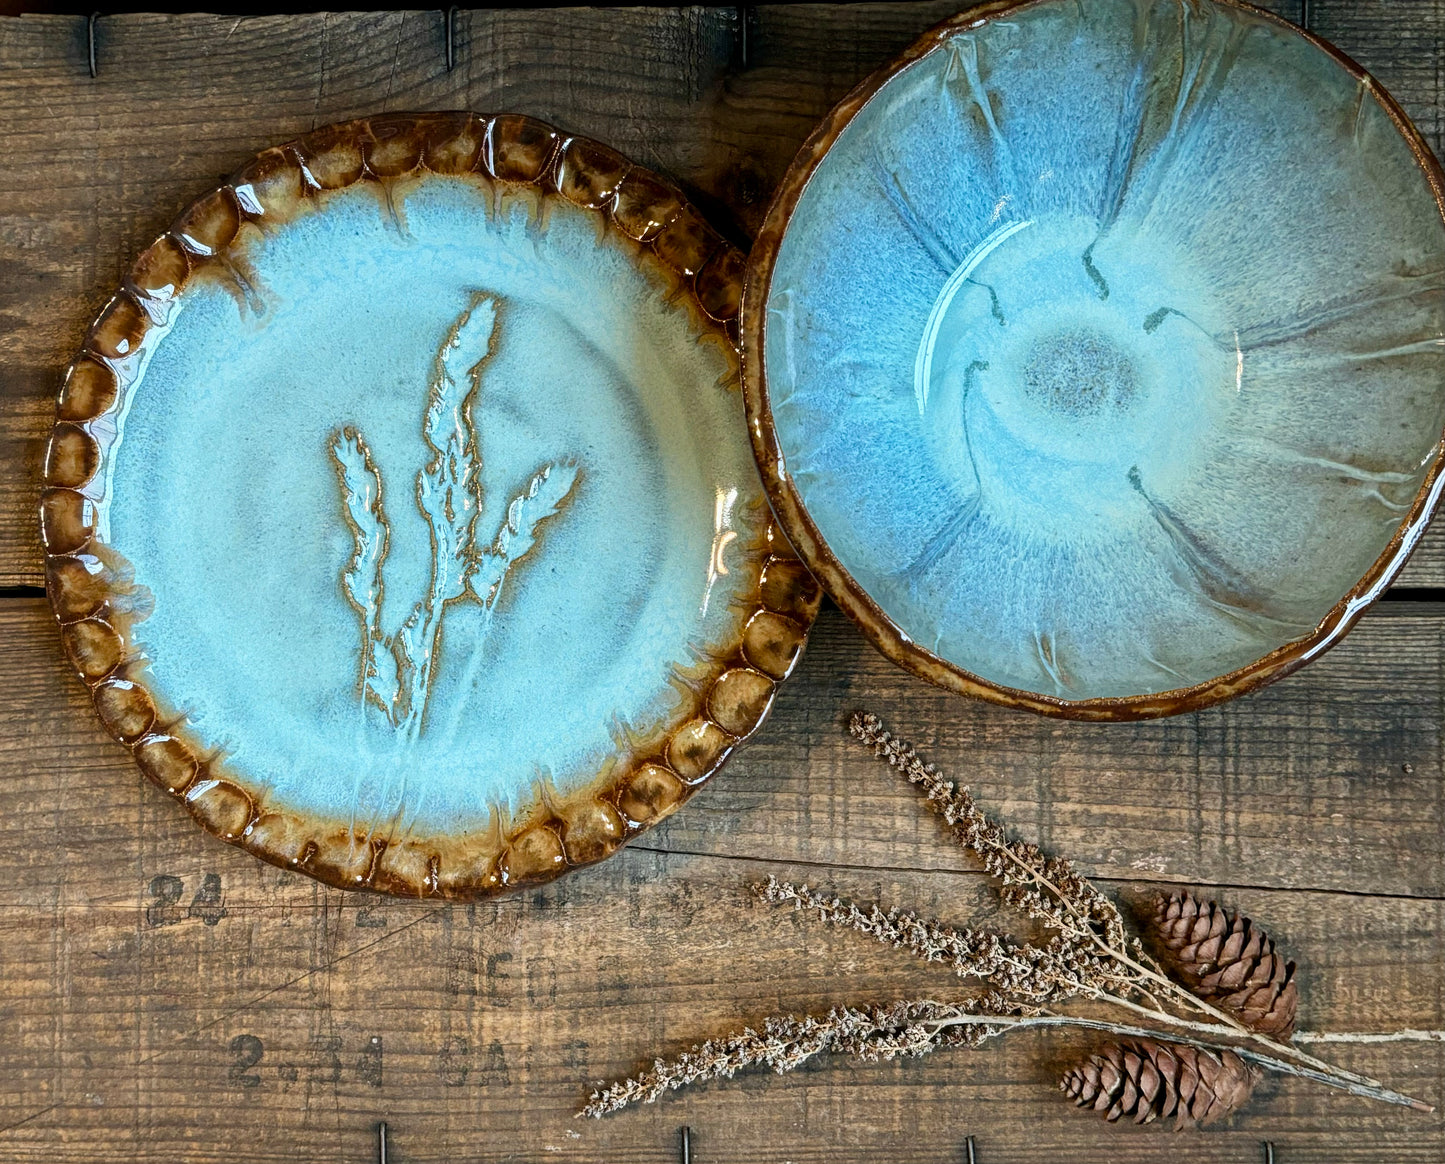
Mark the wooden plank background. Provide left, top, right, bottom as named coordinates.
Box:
left=3, top=4, right=1445, bottom=1162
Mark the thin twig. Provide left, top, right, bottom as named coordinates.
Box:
left=926, top=1011, right=1433, bottom=1112
left=756, top=878, right=1129, bottom=1002
left=1295, top=1029, right=1445, bottom=1044
left=847, top=712, right=1406, bottom=1095
left=581, top=712, right=1437, bottom=1122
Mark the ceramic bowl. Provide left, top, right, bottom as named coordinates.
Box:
left=43, top=113, right=820, bottom=897
left=743, top=0, right=1445, bottom=719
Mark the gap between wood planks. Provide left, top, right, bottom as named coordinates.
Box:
left=1381, top=589, right=1445, bottom=605
left=626, top=844, right=1445, bottom=904
left=8, top=586, right=1445, bottom=604
left=0, top=851, right=1438, bottom=911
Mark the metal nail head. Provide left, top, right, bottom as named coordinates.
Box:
left=733, top=6, right=757, bottom=69
left=444, top=7, right=458, bottom=72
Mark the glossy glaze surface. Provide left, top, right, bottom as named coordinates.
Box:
left=759, top=0, right=1445, bottom=706
left=46, top=114, right=821, bottom=896
left=107, top=180, right=759, bottom=830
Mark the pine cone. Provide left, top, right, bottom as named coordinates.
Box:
left=1061, top=1039, right=1256, bottom=1130
left=1150, top=892, right=1298, bottom=1038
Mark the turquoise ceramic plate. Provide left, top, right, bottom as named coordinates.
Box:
left=743, top=0, right=1445, bottom=719
left=44, top=114, right=820, bottom=896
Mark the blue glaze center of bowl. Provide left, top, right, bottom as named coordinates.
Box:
left=1021, top=327, right=1139, bottom=417
left=915, top=212, right=1235, bottom=542
left=765, top=0, right=1445, bottom=700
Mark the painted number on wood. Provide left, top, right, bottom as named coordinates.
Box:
left=358, top=1036, right=383, bottom=1088
left=225, top=1034, right=390, bottom=1090
left=229, top=1035, right=264, bottom=1089
left=188, top=873, right=228, bottom=925
left=434, top=1038, right=512, bottom=1087
left=145, top=874, right=184, bottom=927
left=146, top=873, right=227, bottom=927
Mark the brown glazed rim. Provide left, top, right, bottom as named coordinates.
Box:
left=42, top=112, right=823, bottom=898
left=741, top=0, right=1445, bottom=723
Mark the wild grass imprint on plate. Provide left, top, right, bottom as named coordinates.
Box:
left=329, top=293, right=578, bottom=741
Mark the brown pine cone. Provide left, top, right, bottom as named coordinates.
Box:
left=1061, top=1039, right=1257, bottom=1130
left=1150, top=891, right=1298, bottom=1038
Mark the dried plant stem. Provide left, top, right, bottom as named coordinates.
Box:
left=1084, top=995, right=1420, bottom=1103
left=845, top=712, right=1415, bottom=1104
left=923, top=1011, right=1433, bottom=1112
left=760, top=881, right=1406, bottom=1105
left=852, top=718, right=1164, bottom=960
left=1296, top=1029, right=1445, bottom=1044
left=756, top=878, right=1129, bottom=1003
left=584, top=714, right=1435, bottom=1122
left=583, top=1001, right=1434, bottom=1119
left=1098, top=937, right=1279, bottom=1038
left=582, top=999, right=1010, bottom=1118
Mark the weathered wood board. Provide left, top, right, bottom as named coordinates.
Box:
left=3, top=2, right=1445, bottom=587
left=3, top=5, right=1445, bottom=1163
left=5, top=594, right=1445, bottom=1161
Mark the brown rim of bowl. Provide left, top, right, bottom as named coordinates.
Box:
left=43, top=112, right=823, bottom=898
left=740, top=0, right=1445, bottom=723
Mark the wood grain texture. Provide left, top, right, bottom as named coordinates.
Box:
left=8, top=597, right=1445, bottom=901
left=2, top=1, right=1445, bottom=585
left=3, top=5, right=1445, bottom=1162
left=0, top=858, right=1441, bottom=1164
left=5, top=595, right=1445, bottom=1160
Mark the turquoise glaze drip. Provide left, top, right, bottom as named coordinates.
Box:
left=765, top=0, right=1445, bottom=699
left=100, top=178, right=759, bottom=833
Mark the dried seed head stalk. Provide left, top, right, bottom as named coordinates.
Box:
left=580, top=713, right=1432, bottom=1122
left=756, top=877, right=1132, bottom=1005
left=848, top=713, right=1139, bottom=960
left=582, top=998, right=1011, bottom=1119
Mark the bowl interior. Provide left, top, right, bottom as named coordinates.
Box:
left=761, top=0, right=1445, bottom=704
